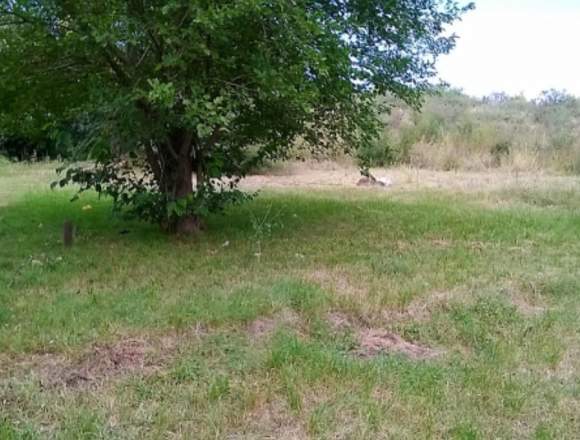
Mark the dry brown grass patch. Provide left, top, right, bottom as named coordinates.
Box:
left=42, top=338, right=155, bottom=388
left=232, top=399, right=307, bottom=440
left=1, top=326, right=207, bottom=390
left=247, top=310, right=302, bottom=341
left=326, top=310, right=443, bottom=360
left=509, top=296, right=546, bottom=317
left=36, top=336, right=187, bottom=389
left=356, top=329, right=442, bottom=360
left=306, top=268, right=367, bottom=299
left=382, top=290, right=459, bottom=323
left=326, top=311, right=355, bottom=330
left=549, top=347, right=580, bottom=381
left=500, top=280, right=547, bottom=317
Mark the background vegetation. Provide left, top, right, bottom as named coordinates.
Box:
left=359, top=89, right=580, bottom=174
left=6, top=88, right=580, bottom=178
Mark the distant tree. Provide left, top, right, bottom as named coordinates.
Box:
left=535, top=89, right=575, bottom=107
left=483, top=92, right=510, bottom=105
left=0, top=0, right=472, bottom=233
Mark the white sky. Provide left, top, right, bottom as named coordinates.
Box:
left=436, top=0, right=580, bottom=98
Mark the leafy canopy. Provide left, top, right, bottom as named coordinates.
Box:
left=0, top=0, right=472, bottom=230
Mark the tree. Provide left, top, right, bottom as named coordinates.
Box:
left=535, top=89, right=575, bottom=107
left=0, top=0, right=472, bottom=233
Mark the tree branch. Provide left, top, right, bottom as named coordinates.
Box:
left=102, top=47, right=131, bottom=86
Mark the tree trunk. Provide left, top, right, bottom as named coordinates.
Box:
left=160, top=133, right=204, bottom=235
left=174, top=213, right=203, bottom=235
left=174, top=145, right=203, bottom=235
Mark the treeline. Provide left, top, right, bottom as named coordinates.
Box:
left=360, top=88, right=580, bottom=173
left=0, top=124, right=78, bottom=161
left=4, top=88, right=580, bottom=175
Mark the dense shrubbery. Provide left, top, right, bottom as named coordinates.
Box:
left=361, top=89, right=580, bottom=173
left=0, top=135, right=63, bottom=161
left=0, top=124, right=80, bottom=162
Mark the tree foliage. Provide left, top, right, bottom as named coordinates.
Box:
left=0, top=0, right=472, bottom=232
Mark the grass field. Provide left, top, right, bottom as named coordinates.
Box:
left=1, top=162, right=579, bottom=439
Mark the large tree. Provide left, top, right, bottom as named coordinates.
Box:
left=0, top=0, right=472, bottom=233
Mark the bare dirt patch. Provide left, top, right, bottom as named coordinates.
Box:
left=247, top=318, right=279, bottom=340
left=356, top=329, right=442, bottom=360
left=41, top=338, right=161, bottom=388
left=1, top=326, right=208, bottom=390
left=326, top=311, right=442, bottom=360
left=247, top=310, right=302, bottom=341
left=240, top=161, right=359, bottom=190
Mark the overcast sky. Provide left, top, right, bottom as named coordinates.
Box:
left=436, top=0, right=580, bottom=98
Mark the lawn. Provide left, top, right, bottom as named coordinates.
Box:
left=1, top=162, right=579, bottom=439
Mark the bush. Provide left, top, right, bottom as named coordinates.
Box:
left=362, top=89, right=580, bottom=174
left=490, top=141, right=511, bottom=167
left=357, top=135, right=396, bottom=167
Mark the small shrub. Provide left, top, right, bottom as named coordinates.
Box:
left=442, top=154, right=460, bottom=171
left=490, top=141, right=511, bottom=167
left=357, top=133, right=397, bottom=167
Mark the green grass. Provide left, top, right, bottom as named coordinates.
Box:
left=0, top=163, right=579, bottom=438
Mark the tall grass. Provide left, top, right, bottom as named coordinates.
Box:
left=360, top=89, right=580, bottom=174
